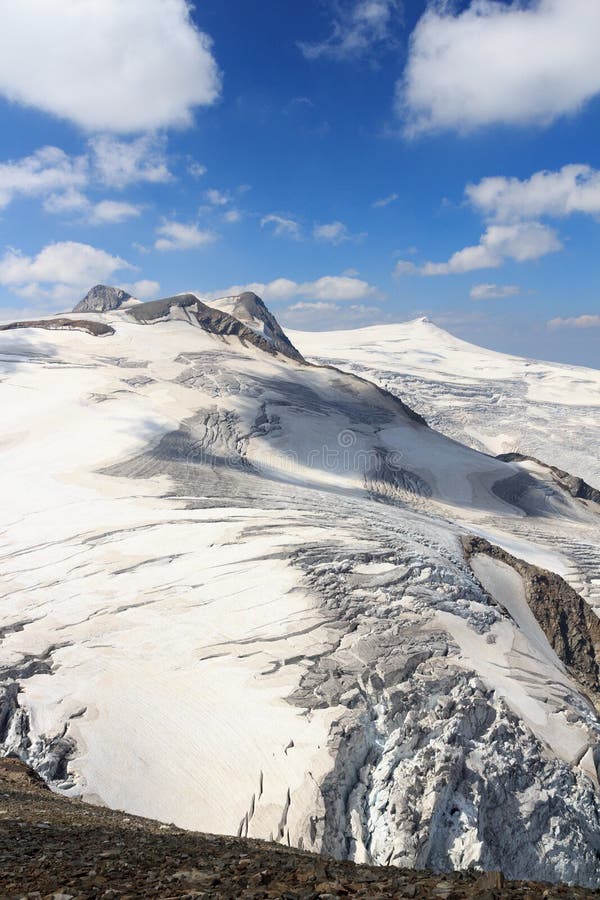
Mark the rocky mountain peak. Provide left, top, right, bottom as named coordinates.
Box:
left=125, top=293, right=306, bottom=364
left=207, top=291, right=301, bottom=361
left=74, top=284, right=132, bottom=313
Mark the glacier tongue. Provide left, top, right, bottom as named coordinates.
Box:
left=1, top=305, right=600, bottom=886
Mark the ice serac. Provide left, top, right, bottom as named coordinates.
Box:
left=1, top=301, right=600, bottom=887
left=74, top=284, right=133, bottom=313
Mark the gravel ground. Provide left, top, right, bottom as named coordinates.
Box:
left=0, top=758, right=597, bottom=900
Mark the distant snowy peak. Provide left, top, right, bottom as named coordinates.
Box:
left=73, top=284, right=133, bottom=313
left=208, top=291, right=302, bottom=361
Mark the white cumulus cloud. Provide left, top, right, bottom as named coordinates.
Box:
left=206, top=274, right=380, bottom=305
left=86, top=200, right=143, bottom=226
left=0, top=241, right=131, bottom=287
left=120, top=279, right=161, bottom=300
left=282, top=301, right=384, bottom=329
left=0, top=138, right=171, bottom=224
left=43, top=191, right=142, bottom=225
left=155, top=220, right=216, bottom=252
left=0, top=240, right=133, bottom=305
left=399, top=0, right=600, bottom=136
left=421, top=223, right=562, bottom=275
left=0, top=0, right=221, bottom=133
left=398, top=223, right=562, bottom=277
left=467, top=164, right=600, bottom=223
left=0, top=146, right=87, bottom=210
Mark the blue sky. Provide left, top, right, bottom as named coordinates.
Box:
left=0, top=0, right=599, bottom=366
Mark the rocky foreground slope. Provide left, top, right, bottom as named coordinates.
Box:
left=1, top=288, right=600, bottom=888
left=0, top=758, right=594, bottom=899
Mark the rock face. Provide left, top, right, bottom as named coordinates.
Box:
left=463, top=535, right=600, bottom=707
left=73, top=283, right=133, bottom=313
left=209, top=291, right=305, bottom=362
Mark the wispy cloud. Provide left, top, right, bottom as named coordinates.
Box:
left=372, top=192, right=398, bottom=209
left=282, top=301, right=384, bottom=329
left=188, top=161, right=207, bottom=179
left=261, top=214, right=302, bottom=240
left=470, top=283, right=520, bottom=301
left=205, top=188, right=230, bottom=207
left=313, top=220, right=366, bottom=244
left=299, top=0, right=402, bottom=62
left=89, top=135, right=172, bottom=188
left=548, top=314, right=600, bottom=330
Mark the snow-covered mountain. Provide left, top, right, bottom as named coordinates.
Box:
left=1, top=291, right=600, bottom=887
left=290, top=318, right=600, bottom=490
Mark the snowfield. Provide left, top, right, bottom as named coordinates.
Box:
left=1, top=295, right=600, bottom=886
left=289, top=318, right=600, bottom=489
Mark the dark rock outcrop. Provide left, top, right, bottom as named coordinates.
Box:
left=74, top=284, right=132, bottom=313
left=212, top=291, right=304, bottom=362
left=463, top=535, right=600, bottom=706
left=0, top=318, right=115, bottom=337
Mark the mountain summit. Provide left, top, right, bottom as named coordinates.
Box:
left=208, top=291, right=302, bottom=361
left=74, top=284, right=133, bottom=313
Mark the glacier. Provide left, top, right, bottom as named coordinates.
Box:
left=1, top=291, right=600, bottom=886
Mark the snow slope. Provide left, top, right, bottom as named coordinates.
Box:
left=1, top=299, right=600, bottom=886
left=289, top=318, right=600, bottom=489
